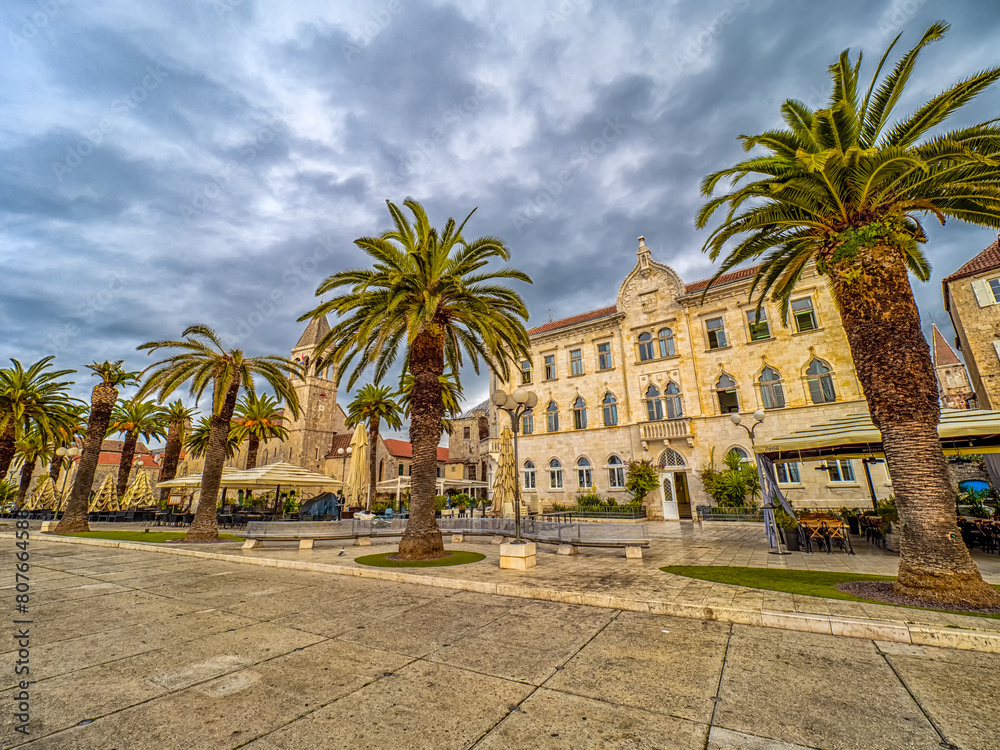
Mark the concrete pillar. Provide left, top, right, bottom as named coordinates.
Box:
left=500, top=541, right=537, bottom=570
left=625, top=545, right=643, bottom=560
left=299, top=539, right=315, bottom=550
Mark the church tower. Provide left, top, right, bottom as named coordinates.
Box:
left=285, top=316, right=348, bottom=472
left=931, top=324, right=976, bottom=410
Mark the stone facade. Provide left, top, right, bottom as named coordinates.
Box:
left=494, top=236, right=891, bottom=518
left=446, top=401, right=490, bottom=490
left=943, top=237, right=1000, bottom=408
left=931, top=324, right=976, bottom=410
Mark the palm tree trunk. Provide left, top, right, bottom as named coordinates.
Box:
left=55, top=382, right=117, bottom=534
left=49, top=455, right=62, bottom=486
left=367, top=416, right=380, bottom=511
left=158, top=422, right=183, bottom=504
left=246, top=436, right=259, bottom=470
left=185, top=380, right=240, bottom=542
left=0, top=422, right=16, bottom=480
left=397, top=329, right=446, bottom=559
left=17, top=462, right=35, bottom=507
left=827, top=241, right=1000, bottom=607
left=116, top=431, right=138, bottom=499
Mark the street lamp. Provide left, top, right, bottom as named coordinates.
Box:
left=490, top=387, right=538, bottom=543
left=729, top=409, right=766, bottom=447
left=55, top=446, right=81, bottom=505
left=337, top=446, right=353, bottom=511
left=861, top=457, right=883, bottom=511
left=729, top=410, right=787, bottom=555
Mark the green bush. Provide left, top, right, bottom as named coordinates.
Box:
left=434, top=495, right=448, bottom=511
left=624, top=459, right=659, bottom=503
left=699, top=449, right=761, bottom=507
left=576, top=490, right=604, bottom=508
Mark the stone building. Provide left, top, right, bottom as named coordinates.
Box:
left=493, top=236, right=891, bottom=518
left=445, top=401, right=490, bottom=495
left=931, top=324, right=975, bottom=410
left=943, top=236, right=1000, bottom=408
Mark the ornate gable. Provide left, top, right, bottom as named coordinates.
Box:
left=616, top=236, right=685, bottom=314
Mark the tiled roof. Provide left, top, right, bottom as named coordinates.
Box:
left=97, top=453, right=158, bottom=467
left=527, top=305, right=618, bottom=336
left=684, top=265, right=761, bottom=294
left=384, top=439, right=448, bottom=462
left=942, top=238, right=1000, bottom=286
left=99, top=440, right=152, bottom=454
left=931, top=325, right=962, bottom=367
left=324, top=433, right=354, bottom=459
left=458, top=400, right=489, bottom=419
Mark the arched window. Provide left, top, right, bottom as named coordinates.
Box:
left=523, top=460, right=536, bottom=489
left=522, top=408, right=534, bottom=435
left=657, top=448, right=686, bottom=468
left=759, top=366, right=786, bottom=409
left=716, top=373, right=739, bottom=414
left=728, top=446, right=750, bottom=463
left=602, top=392, right=618, bottom=427
left=608, top=455, right=624, bottom=488
left=664, top=381, right=683, bottom=419
left=549, top=459, right=563, bottom=489
left=572, top=396, right=587, bottom=430
left=638, top=332, right=654, bottom=361
left=378, top=459, right=384, bottom=482
left=645, top=384, right=664, bottom=421
left=262, top=449, right=268, bottom=464
left=806, top=359, right=836, bottom=403
left=658, top=328, right=675, bottom=358
left=577, top=457, right=593, bottom=488
left=546, top=401, right=559, bottom=432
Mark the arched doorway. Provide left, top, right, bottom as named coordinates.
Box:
left=657, top=448, right=692, bottom=520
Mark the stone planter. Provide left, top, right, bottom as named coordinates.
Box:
left=884, top=531, right=899, bottom=553
left=846, top=517, right=860, bottom=536
left=781, top=528, right=800, bottom=552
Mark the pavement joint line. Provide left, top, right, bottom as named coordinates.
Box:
left=879, top=652, right=958, bottom=750
left=19, top=532, right=1000, bottom=654
left=705, top=623, right=734, bottom=749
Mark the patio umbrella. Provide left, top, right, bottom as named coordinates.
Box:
left=120, top=471, right=154, bottom=509
left=345, top=423, right=369, bottom=509
left=56, top=462, right=78, bottom=512
left=491, top=426, right=515, bottom=518
left=88, top=473, right=118, bottom=513
left=155, top=466, right=242, bottom=488
left=30, top=476, right=56, bottom=511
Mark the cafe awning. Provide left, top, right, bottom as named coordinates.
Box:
left=754, top=408, right=1000, bottom=461
left=157, top=462, right=342, bottom=489
left=156, top=466, right=242, bottom=488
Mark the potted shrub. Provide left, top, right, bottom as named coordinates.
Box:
left=774, top=508, right=800, bottom=551
left=838, top=507, right=861, bottom=536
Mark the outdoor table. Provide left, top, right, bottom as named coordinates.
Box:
left=799, top=518, right=854, bottom=554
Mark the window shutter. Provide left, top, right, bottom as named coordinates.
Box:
left=972, top=279, right=994, bottom=307
left=993, top=341, right=1000, bottom=363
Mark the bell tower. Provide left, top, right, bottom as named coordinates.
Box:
left=285, top=316, right=347, bottom=472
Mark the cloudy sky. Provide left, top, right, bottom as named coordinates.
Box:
left=3, top=0, right=1000, bottom=439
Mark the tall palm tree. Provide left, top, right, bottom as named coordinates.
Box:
left=302, top=199, right=531, bottom=559
left=55, top=361, right=139, bottom=534
left=398, top=366, right=465, bottom=433
left=108, top=398, right=167, bottom=499
left=696, top=22, right=1000, bottom=607
left=48, top=404, right=88, bottom=487
left=14, top=429, right=52, bottom=507
left=232, top=392, right=289, bottom=469
left=136, top=325, right=302, bottom=541
left=184, top=417, right=243, bottom=460
left=158, top=400, right=196, bottom=504
left=0, top=357, right=77, bottom=479
left=346, top=384, right=403, bottom=510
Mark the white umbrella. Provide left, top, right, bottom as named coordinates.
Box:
left=56, top=462, right=78, bottom=511
left=120, top=471, right=154, bottom=509
left=491, top=426, right=515, bottom=518
left=88, top=473, right=118, bottom=513
left=345, top=423, right=369, bottom=509
left=30, top=476, right=56, bottom=511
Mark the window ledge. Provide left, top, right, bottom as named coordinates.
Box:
left=597, top=367, right=615, bottom=372
left=746, top=337, right=773, bottom=345
left=827, top=483, right=860, bottom=489
left=792, top=327, right=823, bottom=336
left=568, top=372, right=586, bottom=378
left=706, top=345, right=732, bottom=352
left=777, top=483, right=804, bottom=489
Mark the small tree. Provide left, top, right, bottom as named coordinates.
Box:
left=625, top=459, right=659, bottom=505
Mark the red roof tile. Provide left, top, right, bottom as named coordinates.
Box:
left=942, top=238, right=1000, bottom=286
left=384, top=439, right=448, bottom=462
left=324, top=433, right=354, bottom=459
left=527, top=305, right=618, bottom=336
left=98, top=439, right=152, bottom=454
left=684, top=265, right=761, bottom=294
left=931, top=325, right=962, bottom=367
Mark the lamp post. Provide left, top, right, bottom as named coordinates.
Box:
left=337, top=446, right=352, bottom=511
left=55, top=446, right=81, bottom=506
left=861, top=457, right=883, bottom=511
left=729, top=409, right=766, bottom=447
left=729, top=410, right=787, bottom=555
left=490, top=387, right=538, bottom=543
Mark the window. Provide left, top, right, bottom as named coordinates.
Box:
left=570, top=349, right=583, bottom=376
left=523, top=460, right=536, bottom=489
left=665, top=381, right=683, bottom=419
left=468, top=465, right=477, bottom=481
left=522, top=409, right=533, bottom=435
left=463, top=426, right=471, bottom=440
left=716, top=373, right=739, bottom=413
left=608, top=455, right=625, bottom=488
left=521, top=360, right=532, bottom=384
left=827, top=459, right=855, bottom=482
left=706, top=317, right=728, bottom=348
left=602, top=392, right=618, bottom=426
left=546, top=401, right=559, bottom=432
left=990, top=278, right=1000, bottom=303
left=572, top=396, right=587, bottom=429
left=792, top=298, right=817, bottom=332
left=577, top=457, right=593, bottom=488
left=645, top=384, right=664, bottom=421
left=598, top=342, right=613, bottom=370
left=549, top=459, right=563, bottom=489
left=729, top=446, right=750, bottom=462
left=746, top=308, right=771, bottom=340
left=658, top=328, right=675, bottom=357
left=544, top=354, right=556, bottom=380
left=775, top=462, right=801, bottom=484
left=759, top=366, right=785, bottom=409
left=806, top=358, right=836, bottom=403
left=638, top=332, right=654, bottom=361
left=398, top=463, right=404, bottom=476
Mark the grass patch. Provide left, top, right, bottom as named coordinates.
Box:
left=55, top=531, right=243, bottom=543
left=661, top=565, right=1000, bottom=619
left=355, top=551, right=486, bottom=568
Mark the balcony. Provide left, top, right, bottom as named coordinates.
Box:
left=640, top=418, right=692, bottom=441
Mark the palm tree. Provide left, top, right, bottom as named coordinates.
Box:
left=696, top=22, right=1000, bottom=607
left=158, top=400, right=196, bottom=504
left=232, top=392, right=289, bottom=469
left=48, top=404, right=88, bottom=487
left=302, top=199, right=531, bottom=559
left=0, top=357, right=77, bottom=480
left=136, top=325, right=302, bottom=541
left=55, top=361, right=139, bottom=534
left=13, top=429, right=52, bottom=507
left=184, top=417, right=243, bottom=460
left=108, top=398, right=167, bottom=499
left=399, top=366, right=465, bottom=433
left=346, top=384, right=403, bottom=510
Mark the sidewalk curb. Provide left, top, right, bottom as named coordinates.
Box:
left=25, top=533, right=1000, bottom=654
